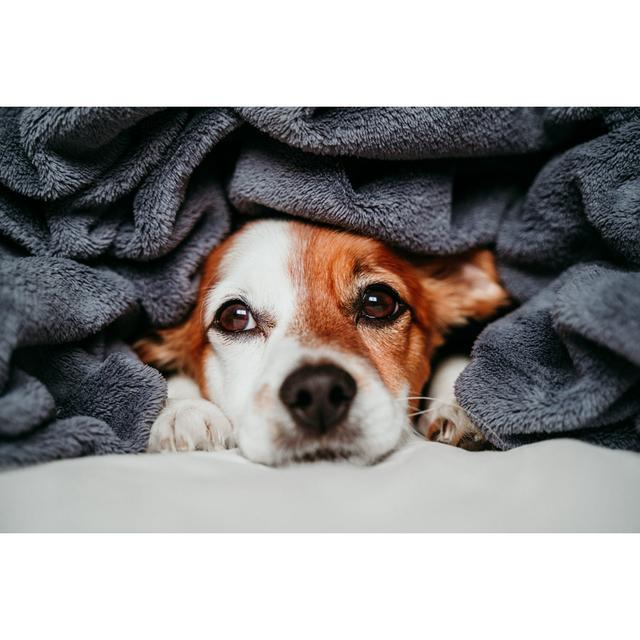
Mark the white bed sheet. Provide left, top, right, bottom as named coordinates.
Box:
left=1, top=437, right=639, bottom=532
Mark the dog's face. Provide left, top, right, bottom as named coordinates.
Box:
left=138, top=219, right=507, bottom=465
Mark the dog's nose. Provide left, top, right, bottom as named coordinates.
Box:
left=279, top=364, right=357, bottom=435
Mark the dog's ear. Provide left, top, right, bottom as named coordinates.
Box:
left=134, top=238, right=226, bottom=376
left=410, top=249, right=509, bottom=334
left=133, top=316, right=201, bottom=375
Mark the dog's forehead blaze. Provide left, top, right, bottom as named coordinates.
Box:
left=288, top=223, right=434, bottom=395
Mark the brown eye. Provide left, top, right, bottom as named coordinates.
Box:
left=361, top=285, right=401, bottom=320
left=215, top=301, right=256, bottom=333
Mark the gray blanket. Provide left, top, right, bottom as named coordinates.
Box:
left=1, top=107, right=639, bottom=467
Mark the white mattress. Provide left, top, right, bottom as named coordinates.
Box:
left=1, top=436, right=639, bottom=532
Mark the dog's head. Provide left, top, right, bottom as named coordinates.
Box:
left=137, top=219, right=507, bottom=465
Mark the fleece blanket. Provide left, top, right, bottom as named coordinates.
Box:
left=1, top=107, right=639, bottom=467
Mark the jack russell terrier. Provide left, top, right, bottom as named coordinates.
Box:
left=136, top=219, right=508, bottom=465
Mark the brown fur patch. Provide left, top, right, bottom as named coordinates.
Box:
left=288, top=224, right=430, bottom=396
left=408, top=249, right=510, bottom=332
left=288, top=221, right=508, bottom=399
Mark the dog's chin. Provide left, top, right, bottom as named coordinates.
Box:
left=291, top=447, right=398, bottom=466
left=291, top=448, right=356, bottom=464
left=247, top=445, right=395, bottom=467
left=235, top=421, right=410, bottom=467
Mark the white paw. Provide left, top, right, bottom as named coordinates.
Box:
left=147, top=398, right=234, bottom=453
left=418, top=400, right=488, bottom=450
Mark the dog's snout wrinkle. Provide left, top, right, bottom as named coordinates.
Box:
left=279, top=364, right=357, bottom=436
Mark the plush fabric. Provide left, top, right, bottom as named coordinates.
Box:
left=1, top=107, right=639, bottom=467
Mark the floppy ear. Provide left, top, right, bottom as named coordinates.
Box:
left=411, top=249, right=509, bottom=334
left=134, top=232, right=233, bottom=377
left=134, top=238, right=228, bottom=375
left=133, top=315, right=202, bottom=376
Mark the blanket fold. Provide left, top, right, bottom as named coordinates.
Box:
left=1, top=107, right=639, bottom=467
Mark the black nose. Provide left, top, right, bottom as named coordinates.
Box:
left=279, top=364, right=357, bottom=435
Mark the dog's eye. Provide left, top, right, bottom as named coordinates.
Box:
left=215, top=300, right=256, bottom=333
left=361, top=285, right=401, bottom=320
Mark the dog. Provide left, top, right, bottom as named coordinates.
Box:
left=135, top=218, right=508, bottom=465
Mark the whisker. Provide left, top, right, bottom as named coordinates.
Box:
left=405, top=396, right=458, bottom=410
left=393, top=395, right=458, bottom=416
left=408, top=408, right=439, bottom=418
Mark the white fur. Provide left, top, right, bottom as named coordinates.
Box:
left=148, top=375, right=234, bottom=452
left=203, top=220, right=297, bottom=430
left=427, top=355, right=469, bottom=406
left=417, top=355, right=482, bottom=446
left=147, top=397, right=234, bottom=452
left=166, top=374, right=202, bottom=400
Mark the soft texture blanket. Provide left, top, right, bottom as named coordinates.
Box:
left=1, top=107, right=639, bottom=467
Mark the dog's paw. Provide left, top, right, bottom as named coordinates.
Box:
left=418, top=400, right=489, bottom=451
left=147, top=398, right=234, bottom=453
